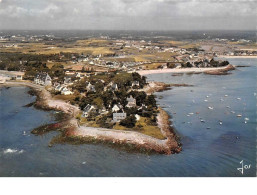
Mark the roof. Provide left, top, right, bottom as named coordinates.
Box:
left=35, top=73, right=51, bottom=81
left=83, top=104, right=97, bottom=113
left=113, top=112, right=127, bottom=117
left=126, top=95, right=136, bottom=102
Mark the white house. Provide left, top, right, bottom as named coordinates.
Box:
left=61, top=87, right=73, bottom=95
left=126, top=95, right=136, bottom=108
left=34, top=73, right=52, bottom=86
left=112, top=104, right=123, bottom=112
left=135, top=114, right=141, bottom=121
left=112, top=112, right=127, bottom=123
left=82, top=104, right=97, bottom=117
left=111, top=83, right=118, bottom=91
left=0, top=76, right=6, bottom=84
left=131, top=81, right=140, bottom=87
left=86, top=82, right=96, bottom=92
left=55, top=84, right=64, bottom=92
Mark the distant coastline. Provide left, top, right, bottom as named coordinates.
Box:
left=136, top=64, right=235, bottom=76
left=217, top=55, right=257, bottom=59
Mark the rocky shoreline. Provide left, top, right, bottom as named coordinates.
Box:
left=0, top=64, right=236, bottom=154
left=204, top=64, right=236, bottom=75
left=1, top=81, right=182, bottom=155
left=142, top=81, right=193, bottom=95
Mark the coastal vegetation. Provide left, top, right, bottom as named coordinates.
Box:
left=1, top=33, right=252, bottom=154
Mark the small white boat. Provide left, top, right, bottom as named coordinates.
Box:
left=236, top=98, right=241, bottom=100
left=188, top=113, right=194, bottom=115
left=204, top=99, right=208, bottom=102
left=206, top=95, right=209, bottom=98
left=245, top=118, right=249, bottom=121
left=224, top=95, right=228, bottom=97
left=208, top=106, right=214, bottom=110
left=219, top=122, right=223, bottom=125
left=237, top=114, right=242, bottom=117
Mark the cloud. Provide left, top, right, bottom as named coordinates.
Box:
left=0, top=0, right=256, bottom=30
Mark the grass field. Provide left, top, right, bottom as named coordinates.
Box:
left=0, top=41, right=115, bottom=55
left=78, top=114, right=165, bottom=140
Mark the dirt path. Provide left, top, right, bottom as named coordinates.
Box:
left=71, top=108, right=180, bottom=154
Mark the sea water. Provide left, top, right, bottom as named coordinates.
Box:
left=0, top=58, right=256, bottom=177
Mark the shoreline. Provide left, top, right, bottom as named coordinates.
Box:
left=66, top=107, right=181, bottom=154
left=1, top=81, right=181, bottom=154
left=136, top=64, right=235, bottom=76
left=217, top=55, right=257, bottom=59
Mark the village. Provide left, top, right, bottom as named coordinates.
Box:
left=0, top=33, right=256, bottom=136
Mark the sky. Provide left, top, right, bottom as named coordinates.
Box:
left=0, top=0, right=256, bottom=30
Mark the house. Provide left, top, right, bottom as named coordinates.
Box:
left=135, top=114, right=141, bottom=121
left=16, top=74, right=23, bottom=80
left=82, top=104, right=97, bottom=117
left=64, top=77, right=73, bottom=85
left=98, top=106, right=108, bottom=115
left=112, top=104, right=123, bottom=112
left=112, top=112, right=127, bottom=123
left=131, top=81, right=140, bottom=87
left=0, top=76, right=6, bottom=84
left=55, top=84, right=64, bottom=92
left=126, top=95, right=136, bottom=108
left=86, top=82, right=96, bottom=92
left=0, top=71, right=24, bottom=81
left=111, top=83, right=118, bottom=91
left=34, top=73, right=52, bottom=86
left=61, top=87, right=73, bottom=95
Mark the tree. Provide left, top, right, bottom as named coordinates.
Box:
left=220, top=61, right=229, bottom=67
left=167, top=62, right=176, bottom=69
left=146, top=95, right=157, bottom=108
left=93, top=97, right=104, bottom=109
left=210, top=59, right=219, bottom=67
left=186, top=62, right=193, bottom=68
left=120, top=115, right=136, bottom=128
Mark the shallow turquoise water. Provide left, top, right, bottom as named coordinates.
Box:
left=0, top=58, right=256, bottom=177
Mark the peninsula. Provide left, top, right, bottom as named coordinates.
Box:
left=0, top=32, right=250, bottom=154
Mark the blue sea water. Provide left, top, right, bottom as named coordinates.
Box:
left=0, top=58, right=256, bottom=177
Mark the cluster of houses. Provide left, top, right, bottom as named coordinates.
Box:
left=82, top=94, right=141, bottom=123
left=34, top=72, right=81, bottom=95
left=0, top=71, right=24, bottom=83
left=33, top=71, right=143, bottom=124
left=54, top=84, right=73, bottom=95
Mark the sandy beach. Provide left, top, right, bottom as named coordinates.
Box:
left=137, top=64, right=235, bottom=75
left=217, top=55, right=257, bottom=59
